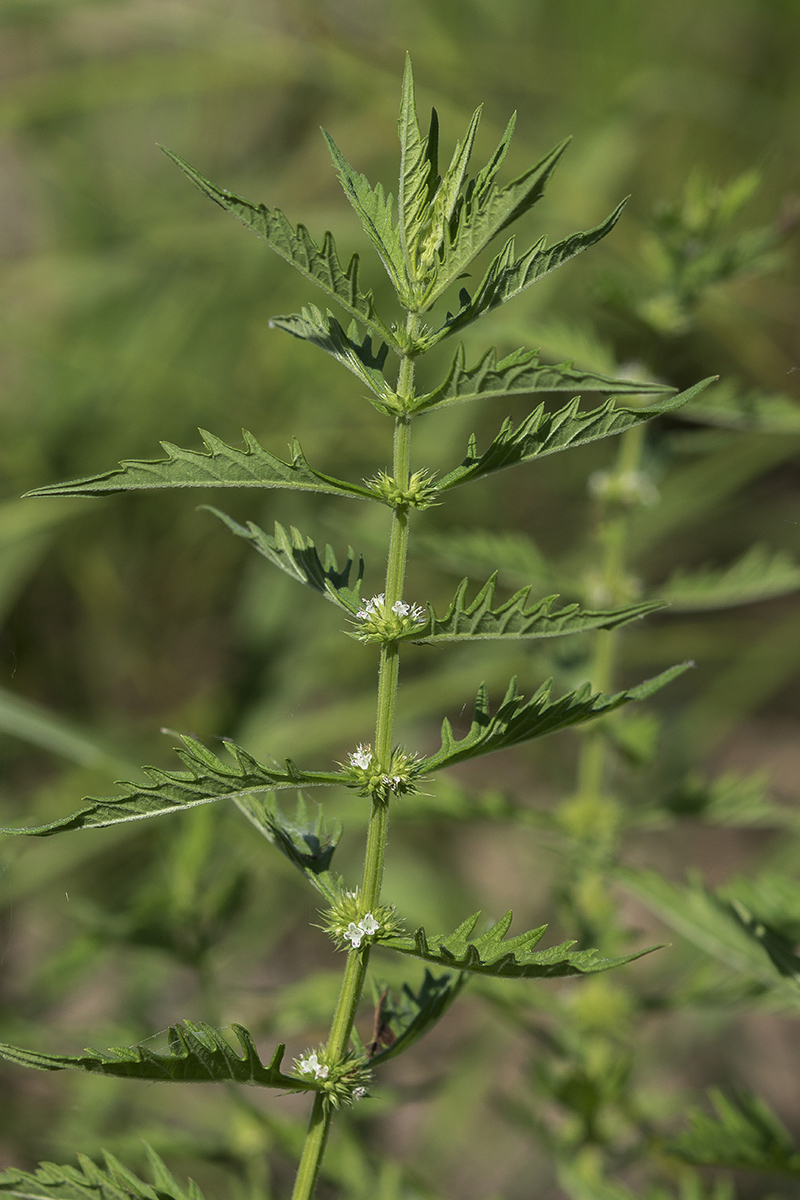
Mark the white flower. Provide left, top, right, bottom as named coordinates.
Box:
left=348, top=743, right=372, bottom=770
left=391, top=599, right=425, bottom=621
left=342, top=912, right=380, bottom=948
left=297, top=1051, right=329, bottom=1080
left=344, top=921, right=365, bottom=948
left=356, top=593, right=385, bottom=620
left=352, top=1086, right=368, bottom=1101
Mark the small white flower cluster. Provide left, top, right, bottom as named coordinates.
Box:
left=348, top=743, right=372, bottom=770
left=356, top=594, right=425, bottom=622
left=297, top=1050, right=329, bottom=1081
left=356, top=593, right=385, bottom=619
left=343, top=912, right=379, bottom=948
left=390, top=599, right=425, bottom=620
left=352, top=1086, right=368, bottom=1101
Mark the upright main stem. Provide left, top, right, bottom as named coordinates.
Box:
left=576, top=421, right=646, bottom=807
left=291, top=314, right=419, bottom=1200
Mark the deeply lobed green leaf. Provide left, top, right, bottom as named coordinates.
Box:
left=378, top=911, right=659, bottom=979
left=618, top=869, right=800, bottom=1005
left=269, top=305, right=396, bottom=411
left=322, top=128, right=406, bottom=294
left=0, top=735, right=343, bottom=836
left=413, top=343, right=672, bottom=413
left=405, top=574, right=666, bottom=644
left=25, top=430, right=379, bottom=502
left=435, top=378, right=716, bottom=492
left=233, top=792, right=342, bottom=901
left=669, top=1089, right=800, bottom=1176
left=162, top=148, right=395, bottom=346
left=0, top=1146, right=206, bottom=1200
left=366, top=971, right=466, bottom=1065
left=205, top=509, right=364, bottom=613
left=0, top=1020, right=306, bottom=1091
left=419, top=663, right=692, bottom=773
left=655, top=545, right=800, bottom=611
left=427, top=200, right=627, bottom=345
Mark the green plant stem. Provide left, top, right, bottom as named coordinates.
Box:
left=291, top=315, right=419, bottom=1200
left=577, top=421, right=646, bottom=804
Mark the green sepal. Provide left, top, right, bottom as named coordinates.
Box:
left=413, top=343, right=672, bottom=414
left=204, top=509, right=363, bottom=614
left=426, top=200, right=627, bottom=345
left=0, top=1145, right=206, bottom=1200
left=435, top=378, right=716, bottom=493
left=367, top=971, right=466, bottom=1066
left=0, top=1020, right=307, bottom=1091
left=655, top=545, right=800, bottom=611
left=162, top=147, right=395, bottom=347
left=405, top=575, right=665, bottom=644
left=321, top=128, right=405, bottom=294
left=418, top=663, right=692, bottom=774
left=233, top=792, right=342, bottom=902
left=668, top=1089, right=800, bottom=1176
left=0, top=736, right=343, bottom=836
left=377, top=911, right=660, bottom=979
left=269, top=305, right=397, bottom=412
left=24, top=430, right=379, bottom=502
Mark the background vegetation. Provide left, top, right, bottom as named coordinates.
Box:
left=1, top=2, right=799, bottom=1197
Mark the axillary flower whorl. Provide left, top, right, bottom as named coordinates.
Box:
left=320, top=887, right=402, bottom=953
left=341, top=742, right=422, bottom=799
left=352, top=592, right=427, bottom=643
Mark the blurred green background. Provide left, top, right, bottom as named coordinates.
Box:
left=1, top=2, right=799, bottom=1197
